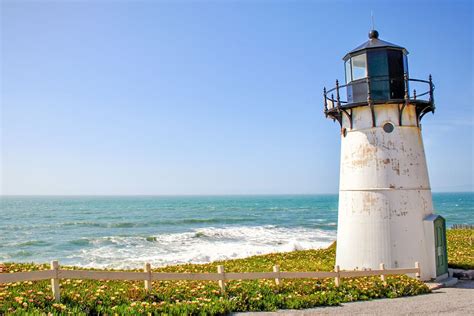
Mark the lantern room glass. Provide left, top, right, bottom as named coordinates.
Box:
left=345, top=60, right=352, bottom=83
left=367, top=50, right=390, bottom=100
left=344, top=49, right=409, bottom=103
left=351, top=53, right=367, bottom=80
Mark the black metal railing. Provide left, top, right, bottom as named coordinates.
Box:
left=323, top=74, right=435, bottom=127
left=323, top=74, right=434, bottom=112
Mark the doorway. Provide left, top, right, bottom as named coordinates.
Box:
left=434, top=217, right=448, bottom=276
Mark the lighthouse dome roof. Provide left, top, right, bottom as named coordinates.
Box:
left=343, top=30, right=408, bottom=61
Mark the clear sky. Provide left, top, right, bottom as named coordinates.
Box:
left=1, top=0, right=472, bottom=195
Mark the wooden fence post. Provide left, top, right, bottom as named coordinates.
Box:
left=144, top=263, right=152, bottom=292
left=217, top=265, right=225, bottom=294
left=415, top=262, right=421, bottom=279
left=379, top=263, right=386, bottom=284
left=273, top=265, right=281, bottom=286
left=50, top=260, right=60, bottom=302
left=334, top=265, right=340, bottom=287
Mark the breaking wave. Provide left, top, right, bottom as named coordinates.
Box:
left=62, top=225, right=336, bottom=269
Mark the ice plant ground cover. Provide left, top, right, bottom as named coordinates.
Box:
left=446, top=229, right=474, bottom=270
left=2, top=228, right=472, bottom=315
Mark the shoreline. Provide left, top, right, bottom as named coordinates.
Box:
left=2, top=230, right=471, bottom=315
left=1, top=242, right=337, bottom=272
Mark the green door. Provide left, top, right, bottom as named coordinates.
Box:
left=434, top=217, right=448, bottom=276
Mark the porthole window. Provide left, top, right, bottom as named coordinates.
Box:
left=383, top=122, right=395, bottom=133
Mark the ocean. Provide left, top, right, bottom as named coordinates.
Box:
left=0, top=193, right=472, bottom=269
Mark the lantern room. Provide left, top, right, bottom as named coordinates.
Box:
left=323, top=30, right=435, bottom=127
left=343, top=30, right=408, bottom=103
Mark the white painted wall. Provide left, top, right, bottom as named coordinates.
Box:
left=336, top=103, right=437, bottom=280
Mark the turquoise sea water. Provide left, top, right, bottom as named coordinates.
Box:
left=0, top=193, right=472, bottom=268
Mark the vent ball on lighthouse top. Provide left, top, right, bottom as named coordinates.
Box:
left=343, top=30, right=409, bottom=104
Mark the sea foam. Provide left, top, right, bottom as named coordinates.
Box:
left=65, top=225, right=335, bottom=269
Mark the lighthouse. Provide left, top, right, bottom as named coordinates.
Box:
left=324, top=30, right=448, bottom=281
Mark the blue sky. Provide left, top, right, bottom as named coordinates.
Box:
left=1, top=0, right=472, bottom=195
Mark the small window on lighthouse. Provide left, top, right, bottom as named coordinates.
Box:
left=383, top=122, right=395, bottom=133
left=351, top=53, right=367, bottom=80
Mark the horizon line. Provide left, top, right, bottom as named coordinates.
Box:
left=1, top=191, right=472, bottom=197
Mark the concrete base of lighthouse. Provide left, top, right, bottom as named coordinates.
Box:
left=335, top=103, right=440, bottom=281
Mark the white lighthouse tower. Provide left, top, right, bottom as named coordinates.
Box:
left=324, top=30, right=448, bottom=281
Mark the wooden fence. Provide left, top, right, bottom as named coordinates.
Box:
left=0, top=261, right=420, bottom=302
left=451, top=224, right=474, bottom=230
